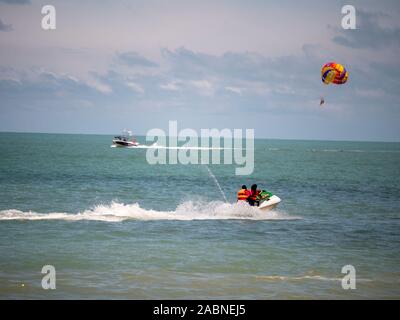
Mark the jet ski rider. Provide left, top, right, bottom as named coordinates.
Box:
left=248, top=184, right=261, bottom=206
left=237, top=185, right=251, bottom=202
left=238, top=184, right=273, bottom=206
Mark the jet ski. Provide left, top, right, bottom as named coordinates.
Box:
left=258, top=195, right=281, bottom=211
left=112, top=130, right=139, bottom=147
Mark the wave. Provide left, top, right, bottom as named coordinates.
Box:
left=267, top=148, right=400, bottom=153
left=0, top=201, right=301, bottom=222
left=309, top=149, right=400, bottom=153
left=255, top=274, right=372, bottom=282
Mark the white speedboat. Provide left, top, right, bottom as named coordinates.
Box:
left=258, top=195, right=281, bottom=211
left=112, top=130, right=140, bottom=147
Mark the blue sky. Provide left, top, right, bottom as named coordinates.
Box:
left=0, top=0, right=399, bottom=141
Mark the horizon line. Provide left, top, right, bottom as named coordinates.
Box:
left=0, top=130, right=399, bottom=143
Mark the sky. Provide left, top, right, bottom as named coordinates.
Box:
left=0, top=0, right=399, bottom=141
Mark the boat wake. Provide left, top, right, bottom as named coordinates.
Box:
left=111, top=144, right=237, bottom=150
left=0, top=201, right=301, bottom=222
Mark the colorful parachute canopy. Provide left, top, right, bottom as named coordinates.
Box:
left=321, top=62, right=348, bottom=85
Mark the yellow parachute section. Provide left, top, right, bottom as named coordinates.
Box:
left=321, top=62, right=348, bottom=85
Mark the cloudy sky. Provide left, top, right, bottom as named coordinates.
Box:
left=0, top=0, right=399, bottom=141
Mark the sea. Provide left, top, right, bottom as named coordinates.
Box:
left=0, top=132, right=399, bottom=299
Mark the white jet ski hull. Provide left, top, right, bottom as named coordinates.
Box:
left=258, top=195, right=281, bottom=211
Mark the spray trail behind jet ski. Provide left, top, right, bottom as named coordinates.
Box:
left=204, top=165, right=228, bottom=203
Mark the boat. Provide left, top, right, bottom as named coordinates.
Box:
left=112, top=130, right=140, bottom=147
left=258, top=195, right=281, bottom=211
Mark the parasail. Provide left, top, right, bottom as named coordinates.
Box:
left=321, top=62, right=348, bottom=85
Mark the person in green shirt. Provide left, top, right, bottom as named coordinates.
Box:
left=257, top=190, right=273, bottom=203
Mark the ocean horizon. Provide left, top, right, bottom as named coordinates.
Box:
left=1, top=130, right=399, bottom=144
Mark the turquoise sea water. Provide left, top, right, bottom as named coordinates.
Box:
left=0, top=132, right=399, bottom=299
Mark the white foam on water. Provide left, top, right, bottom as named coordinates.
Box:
left=255, top=274, right=373, bottom=282
left=205, top=165, right=228, bottom=203
left=308, top=148, right=400, bottom=154
left=256, top=275, right=342, bottom=281
left=0, top=201, right=301, bottom=222
left=110, top=144, right=238, bottom=150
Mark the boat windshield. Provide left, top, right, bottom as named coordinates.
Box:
left=114, top=130, right=136, bottom=142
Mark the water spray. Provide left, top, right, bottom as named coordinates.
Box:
left=205, top=165, right=228, bottom=203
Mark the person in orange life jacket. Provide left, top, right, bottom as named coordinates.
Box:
left=248, top=184, right=261, bottom=206
left=237, top=185, right=251, bottom=202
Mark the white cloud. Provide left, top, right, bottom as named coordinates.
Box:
left=86, top=79, right=112, bottom=94
left=189, top=80, right=214, bottom=96
left=190, top=80, right=211, bottom=89
left=160, top=81, right=180, bottom=91
left=225, top=86, right=242, bottom=95
left=125, top=82, right=144, bottom=94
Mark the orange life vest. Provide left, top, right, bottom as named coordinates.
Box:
left=237, top=189, right=249, bottom=201
left=249, top=190, right=260, bottom=201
